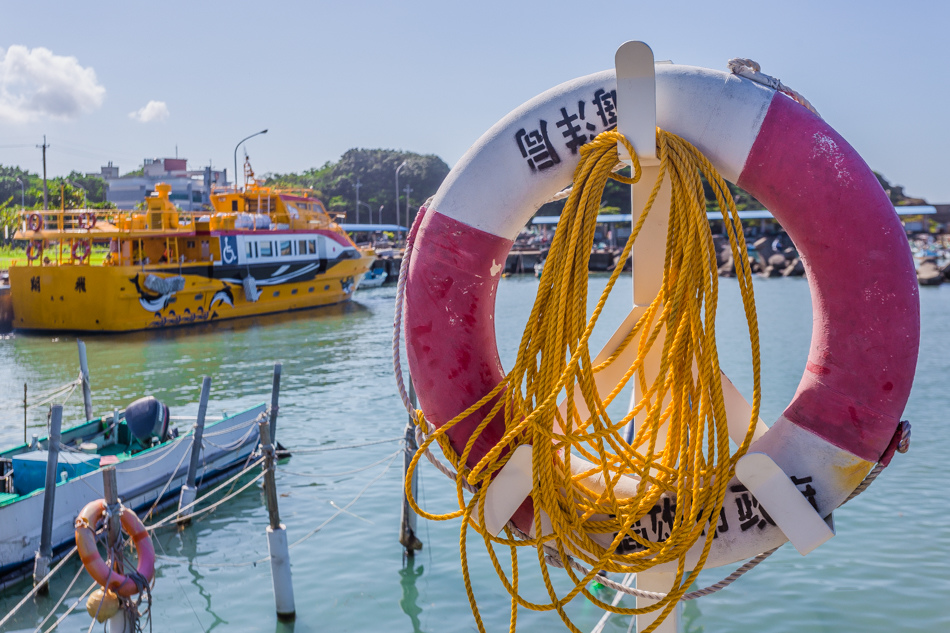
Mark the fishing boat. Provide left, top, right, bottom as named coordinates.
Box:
left=359, top=267, right=388, bottom=288
left=0, top=395, right=264, bottom=589
left=8, top=159, right=374, bottom=332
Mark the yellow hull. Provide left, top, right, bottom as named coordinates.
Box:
left=8, top=255, right=373, bottom=332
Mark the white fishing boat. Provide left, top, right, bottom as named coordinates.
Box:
left=359, top=268, right=388, bottom=288
left=0, top=396, right=264, bottom=589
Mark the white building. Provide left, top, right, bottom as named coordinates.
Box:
left=96, top=158, right=228, bottom=211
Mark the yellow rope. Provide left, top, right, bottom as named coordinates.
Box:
left=405, top=128, right=761, bottom=633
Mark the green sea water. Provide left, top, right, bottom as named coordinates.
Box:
left=0, top=274, right=947, bottom=632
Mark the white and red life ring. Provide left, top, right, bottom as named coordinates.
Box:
left=72, top=239, right=91, bottom=262
left=27, top=213, right=43, bottom=232
left=75, top=500, right=155, bottom=596
left=26, top=241, right=43, bottom=261
left=77, top=212, right=97, bottom=230
left=403, top=65, right=919, bottom=569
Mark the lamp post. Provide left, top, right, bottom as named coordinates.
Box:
left=15, top=177, right=24, bottom=209
left=395, top=161, right=408, bottom=229
left=355, top=178, right=362, bottom=223
left=403, top=184, right=413, bottom=230
left=358, top=201, right=371, bottom=224
left=378, top=205, right=384, bottom=226
left=233, top=129, right=268, bottom=192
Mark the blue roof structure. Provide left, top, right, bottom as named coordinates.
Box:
left=338, top=223, right=409, bottom=232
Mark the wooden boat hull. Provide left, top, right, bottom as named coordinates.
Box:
left=0, top=404, right=264, bottom=587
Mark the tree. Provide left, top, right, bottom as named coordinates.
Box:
left=265, top=149, right=450, bottom=226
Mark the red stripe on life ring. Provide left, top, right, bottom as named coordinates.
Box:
left=406, top=209, right=509, bottom=442
left=738, top=94, right=919, bottom=462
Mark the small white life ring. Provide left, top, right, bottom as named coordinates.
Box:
left=404, top=65, right=919, bottom=570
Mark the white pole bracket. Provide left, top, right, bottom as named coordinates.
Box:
left=735, top=452, right=835, bottom=556
left=616, top=41, right=659, bottom=167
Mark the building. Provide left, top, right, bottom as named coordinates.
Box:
left=94, top=159, right=228, bottom=211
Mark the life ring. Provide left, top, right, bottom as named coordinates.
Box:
left=71, top=240, right=91, bottom=262
left=27, top=213, right=43, bottom=232
left=75, top=500, right=155, bottom=596
left=26, top=241, right=43, bottom=261
left=404, top=65, right=919, bottom=570
left=78, top=212, right=97, bottom=230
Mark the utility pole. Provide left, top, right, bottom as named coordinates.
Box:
left=355, top=178, right=362, bottom=224
left=37, top=135, right=49, bottom=210
left=404, top=184, right=413, bottom=230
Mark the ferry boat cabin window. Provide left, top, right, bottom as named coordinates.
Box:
left=280, top=241, right=292, bottom=256
left=245, top=242, right=255, bottom=258
left=259, top=241, right=273, bottom=257
left=307, top=240, right=316, bottom=254
left=298, top=240, right=307, bottom=255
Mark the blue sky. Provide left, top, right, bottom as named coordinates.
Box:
left=1, top=1, right=947, bottom=202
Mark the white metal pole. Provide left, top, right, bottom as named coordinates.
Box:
left=616, top=41, right=680, bottom=633
left=259, top=417, right=295, bottom=621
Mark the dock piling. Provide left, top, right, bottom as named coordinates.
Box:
left=177, top=376, right=211, bottom=525
left=77, top=340, right=93, bottom=422
left=258, top=417, right=295, bottom=621
left=102, top=466, right=133, bottom=633
left=33, top=404, right=63, bottom=593
left=399, top=379, right=423, bottom=555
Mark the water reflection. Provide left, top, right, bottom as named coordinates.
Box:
left=399, top=555, right=425, bottom=632
left=155, top=525, right=229, bottom=631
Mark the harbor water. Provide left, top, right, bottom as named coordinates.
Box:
left=0, top=274, right=947, bottom=632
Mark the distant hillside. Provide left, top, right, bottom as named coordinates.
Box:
left=264, top=149, right=449, bottom=226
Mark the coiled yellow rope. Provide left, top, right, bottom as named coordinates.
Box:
left=405, top=128, right=761, bottom=633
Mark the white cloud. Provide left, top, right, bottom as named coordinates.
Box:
left=129, top=100, right=169, bottom=123
left=0, top=45, right=105, bottom=123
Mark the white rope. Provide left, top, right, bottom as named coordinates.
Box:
left=156, top=453, right=398, bottom=569
left=201, top=418, right=259, bottom=451
left=41, top=580, right=98, bottom=633
left=146, top=456, right=266, bottom=530
left=278, top=449, right=402, bottom=478
left=0, top=546, right=79, bottom=629
left=391, top=204, right=476, bottom=493
left=140, top=441, right=196, bottom=523
left=286, top=436, right=403, bottom=453
left=728, top=58, right=820, bottom=117
left=392, top=200, right=424, bottom=417
left=34, top=562, right=87, bottom=632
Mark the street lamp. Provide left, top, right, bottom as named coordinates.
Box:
left=395, top=161, right=408, bottom=229
left=233, top=129, right=268, bottom=192
left=358, top=201, right=372, bottom=224
left=355, top=177, right=363, bottom=223
left=15, top=177, right=24, bottom=209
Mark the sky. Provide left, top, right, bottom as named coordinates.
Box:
left=0, top=1, right=947, bottom=202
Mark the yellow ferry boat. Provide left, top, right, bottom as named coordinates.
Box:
left=9, top=164, right=374, bottom=332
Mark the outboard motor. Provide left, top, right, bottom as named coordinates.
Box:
left=124, top=396, right=170, bottom=443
